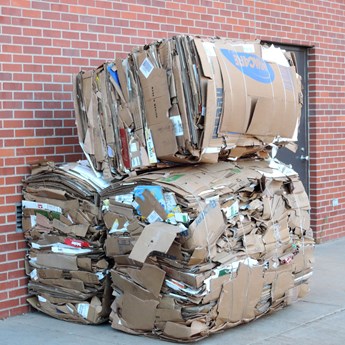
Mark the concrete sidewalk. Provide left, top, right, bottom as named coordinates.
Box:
left=1, top=237, right=345, bottom=345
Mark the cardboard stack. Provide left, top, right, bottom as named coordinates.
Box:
left=74, top=36, right=302, bottom=178
left=22, top=161, right=113, bottom=324
left=101, top=159, right=314, bottom=341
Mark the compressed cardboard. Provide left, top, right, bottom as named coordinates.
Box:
left=74, top=36, right=302, bottom=177
left=23, top=161, right=112, bottom=325
left=104, top=159, right=314, bottom=341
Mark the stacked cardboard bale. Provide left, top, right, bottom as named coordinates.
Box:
left=74, top=36, right=302, bottom=178
left=22, top=161, right=113, bottom=324
left=101, top=159, right=313, bottom=341
left=71, top=35, right=312, bottom=340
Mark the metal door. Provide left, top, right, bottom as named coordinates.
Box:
left=264, top=43, right=309, bottom=194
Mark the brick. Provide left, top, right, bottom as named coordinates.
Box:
left=24, top=138, right=45, bottom=146
left=15, top=129, right=34, bottom=137
left=0, top=310, right=10, bottom=320
left=0, top=298, right=20, bottom=311
left=0, top=148, right=15, bottom=157
left=8, top=287, right=28, bottom=299
left=7, top=250, right=26, bottom=261
left=4, top=139, right=24, bottom=147
left=9, top=305, right=30, bottom=317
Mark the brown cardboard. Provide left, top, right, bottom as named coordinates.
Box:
left=163, top=320, right=209, bottom=340
left=38, top=278, right=85, bottom=291
left=185, top=201, right=226, bottom=251
left=111, top=270, right=156, bottom=301
left=70, top=271, right=100, bottom=285
left=126, top=263, right=165, bottom=297
left=161, top=264, right=211, bottom=288
left=77, top=257, right=92, bottom=272
left=134, top=189, right=167, bottom=221
left=52, top=219, right=89, bottom=238
left=37, top=268, right=63, bottom=279
left=36, top=253, right=78, bottom=271
left=217, top=264, right=263, bottom=324
left=129, top=222, right=180, bottom=263
left=214, top=41, right=301, bottom=139
left=105, top=236, right=133, bottom=256
left=122, top=292, right=159, bottom=330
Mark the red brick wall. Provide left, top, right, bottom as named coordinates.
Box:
left=1, top=0, right=344, bottom=318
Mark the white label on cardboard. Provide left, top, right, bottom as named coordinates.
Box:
left=30, top=215, right=37, bottom=227
left=131, top=156, right=141, bottom=168
left=202, top=42, right=216, bottom=57
left=95, top=272, right=104, bottom=281
left=38, top=295, right=47, bottom=303
left=145, top=127, right=158, bottom=164
left=107, top=145, right=114, bottom=158
left=201, top=106, right=206, bottom=116
left=31, top=242, right=40, bottom=250
left=22, top=200, right=62, bottom=213
left=114, top=194, right=133, bottom=205
left=147, top=210, right=163, bottom=224
left=174, top=212, right=190, bottom=223
left=164, top=192, right=177, bottom=212
left=132, top=200, right=140, bottom=210
left=77, top=303, right=89, bottom=319
left=202, top=147, right=221, bottom=154
left=273, top=222, right=281, bottom=242
left=205, top=195, right=220, bottom=204
left=224, top=200, right=239, bottom=219
left=170, top=115, right=184, bottom=137
left=30, top=269, right=38, bottom=281
left=66, top=305, right=74, bottom=313
left=242, top=44, right=255, bottom=53
left=110, top=219, right=119, bottom=232
left=140, top=57, right=154, bottom=79
left=130, top=141, right=138, bottom=153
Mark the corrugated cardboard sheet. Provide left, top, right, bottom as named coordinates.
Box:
left=74, top=36, right=303, bottom=178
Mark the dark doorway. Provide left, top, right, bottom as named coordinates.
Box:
left=263, top=42, right=309, bottom=194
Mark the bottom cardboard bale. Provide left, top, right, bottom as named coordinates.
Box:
left=102, top=159, right=314, bottom=341
left=22, top=160, right=113, bottom=324
left=27, top=276, right=112, bottom=324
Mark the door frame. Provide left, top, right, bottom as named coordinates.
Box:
left=261, top=41, right=311, bottom=195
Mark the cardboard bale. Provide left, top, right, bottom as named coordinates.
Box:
left=102, top=159, right=314, bottom=341
left=23, top=161, right=113, bottom=324
left=74, top=36, right=303, bottom=177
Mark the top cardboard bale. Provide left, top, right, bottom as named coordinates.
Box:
left=74, top=36, right=302, bottom=178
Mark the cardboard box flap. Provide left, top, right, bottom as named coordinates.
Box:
left=105, top=237, right=133, bottom=256
left=36, top=253, right=78, bottom=271
left=70, top=271, right=100, bottom=285
left=121, top=293, right=159, bottom=331
left=246, top=96, right=298, bottom=138
left=126, top=263, right=166, bottom=298
left=272, top=266, right=294, bottom=300
left=52, top=219, right=89, bottom=238
left=215, top=44, right=251, bottom=134
left=156, top=307, right=184, bottom=322
left=217, top=263, right=263, bottom=324
left=129, top=222, right=180, bottom=263
left=37, top=268, right=63, bottom=279
left=185, top=200, right=226, bottom=250
left=163, top=320, right=208, bottom=340
left=111, top=270, right=156, bottom=301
